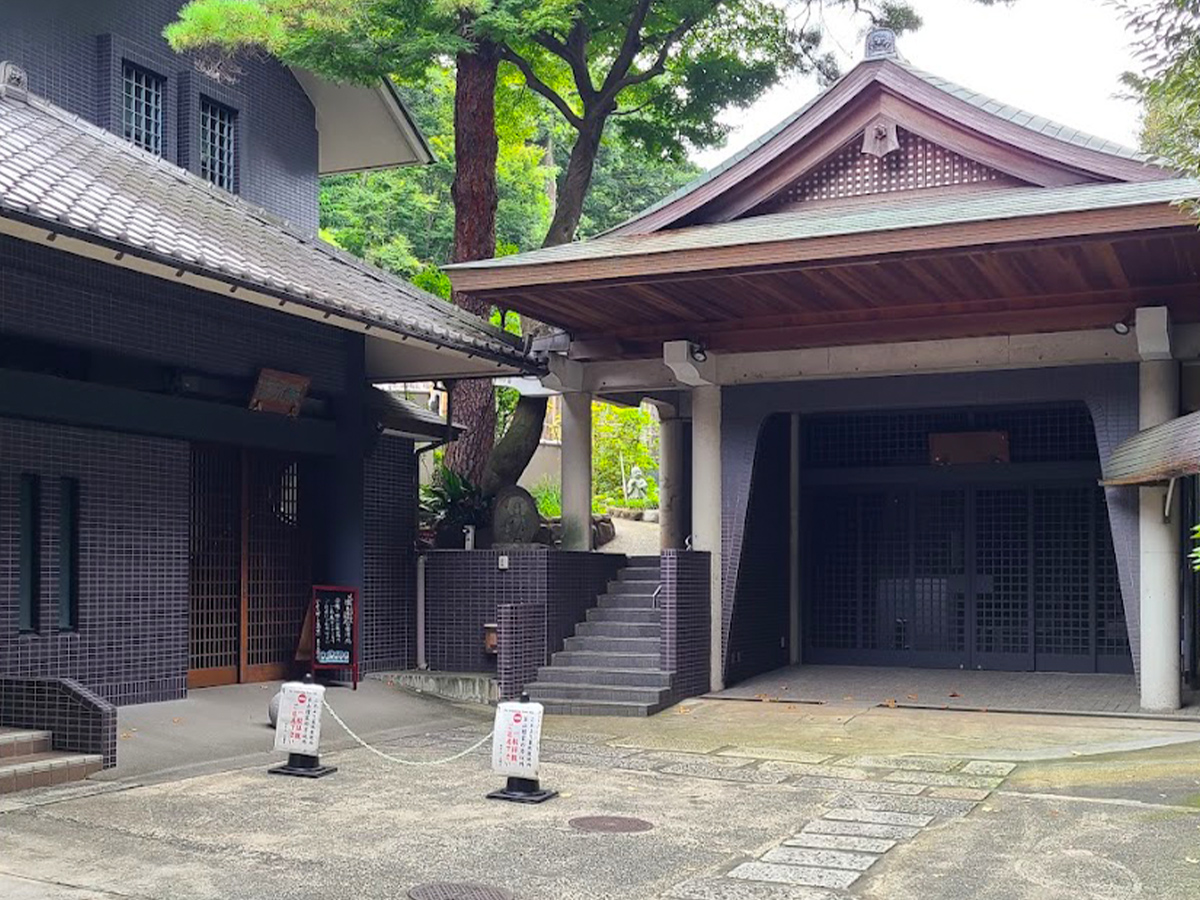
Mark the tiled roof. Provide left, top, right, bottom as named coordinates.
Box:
left=450, top=178, right=1200, bottom=274
left=0, top=80, right=527, bottom=367
left=615, top=57, right=1160, bottom=232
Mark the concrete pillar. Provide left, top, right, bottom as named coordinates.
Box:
left=1139, top=358, right=1182, bottom=711
left=659, top=416, right=687, bottom=551
left=789, top=413, right=801, bottom=665
left=329, top=333, right=365, bottom=589
left=561, top=391, right=593, bottom=551
left=691, top=384, right=723, bottom=691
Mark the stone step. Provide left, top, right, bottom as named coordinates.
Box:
left=539, top=699, right=663, bottom=717
left=617, top=567, right=662, bottom=582
left=604, top=579, right=661, bottom=596
left=586, top=607, right=661, bottom=624
left=534, top=666, right=672, bottom=688
left=626, top=555, right=662, bottom=567
left=527, top=682, right=670, bottom=705
left=575, top=621, right=660, bottom=639
left=551, top=650, right=661, bottom=669
left=0, top=751, right=104, bottom=794
left=597, top=593, right=657, bottom=610
left=564, top=635, right=660, bottom=653
left=0, top=728, right=53, bottom=759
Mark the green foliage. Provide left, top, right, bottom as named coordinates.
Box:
left=1192, top=523, right=1200, bottom=572
left=419, top=462, right=492, bottom=545
left=576, top=134, right=701, bottom=238
left=592, top=401, right=659, bottom=505
left=529, top=476, right=562, bottom=518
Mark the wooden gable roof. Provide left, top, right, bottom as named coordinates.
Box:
left=608, top=41, right=1174, bottom=236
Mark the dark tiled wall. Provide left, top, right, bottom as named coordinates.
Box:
left=424, top=550, right=623, bottom=675
left=720, top=365, right=1142, bottom=683
left=660, top=551, right=710, bottom=703
left=360, top=435, right=418, bottom=674
left=0, top=419, right=190, bottom=706
left=0, top=676, right=117, bottom=768
left=0, top=0, right=320, bottom=230
left=0, top=237, right=348, bottom=397
left=497, top=602, right=547, bottom=702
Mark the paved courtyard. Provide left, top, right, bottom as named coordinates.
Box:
left=712, top=665, right=1200, bottom=719
left=3, top=689, right=1200, bottom=899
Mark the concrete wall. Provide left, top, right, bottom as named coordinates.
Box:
left=0, top=0, right=320, bottom=231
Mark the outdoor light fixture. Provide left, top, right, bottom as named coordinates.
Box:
left=689, top=342, right=708, bottom=363
left=1113, top=320, right=1132, bottom=335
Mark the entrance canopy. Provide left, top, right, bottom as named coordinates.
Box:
left=1103, top=409, right=1200, bottom=486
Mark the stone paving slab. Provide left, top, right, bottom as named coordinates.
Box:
left=826, top=792, right=978, bottom=818
left=882, top=770, right=1004, bottom=789
left=961, top=760, right=1018, bottom=777
left=660, top=761, right=789, bottom=784
left=803, top=819, right=922, bottom=840
left=928, top=786, right=992, bottom=801
left=823, top=808, right=934, bottom=827
left=611, top=735, right=731, bottom=753
left=716, top=747, right=833, bottom=764
left=794, top=776, right=926, bottom=796
left=613, top=756, right=669, bottom=772
left=645, top=752, right=752, bottom=768
left=761, top=846, right=878, bottom=871
left=783, top=833, right=897, bottom=853
left=665, top=878, right=837, bottom=900
left=760, top=761, right=874, bottom=780
left=728, top=862, right=861, bottom=890
left=541, top=740, right=639, bottom=758
left=837, top=755, right=963, bottom=773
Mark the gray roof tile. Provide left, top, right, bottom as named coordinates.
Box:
left=0, top=86, right=527, bottom=367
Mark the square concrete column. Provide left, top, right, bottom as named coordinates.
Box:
left=691, top=384, right=724, bottom=691
left=561, top=391, right=593, bottom=551
left=659, top=415, right=688, bottom=551
left=1139, top=358, right=1182, bottom=711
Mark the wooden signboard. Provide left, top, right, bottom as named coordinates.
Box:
left=311, top=585, right=359, bottom=690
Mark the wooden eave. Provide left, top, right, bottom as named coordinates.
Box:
left=607, top=59, right=1172, bottom=237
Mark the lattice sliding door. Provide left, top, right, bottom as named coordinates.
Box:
left=188, top=446, right=241, bottom=688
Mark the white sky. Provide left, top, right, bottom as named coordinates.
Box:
left=692, top=0, right=1145, bottom=168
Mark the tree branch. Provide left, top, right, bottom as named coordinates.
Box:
left=607, top=16, right=697, bottom=96
left=499, top=47, right=584, bottom=128
left=600, top=0, right=655, bottom=96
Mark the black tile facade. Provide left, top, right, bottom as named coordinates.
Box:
left=720, top=365, right=1143, bottom=684
left=660, top=551, right=710, bottom=704
left=497, top=602, right=547, bottom=702
left=424, top=550, right=623, bottom=678
left=360, top=435, right=418, bottom=674
left=0, top=0, right=320, bottom=231
left=0, top=674, right=118, bottom=768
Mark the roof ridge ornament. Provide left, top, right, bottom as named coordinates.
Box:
left=865, top=27, right=899, bottom=61
left=0, top=62, right=29, bottom=102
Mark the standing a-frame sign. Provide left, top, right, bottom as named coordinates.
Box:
left=311, top=585, right=359, bottom=690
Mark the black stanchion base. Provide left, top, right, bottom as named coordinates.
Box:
left=486, top=776, right=557, bottom=804
left=268, top=752, right=338, bottom=779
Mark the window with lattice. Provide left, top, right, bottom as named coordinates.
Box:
left=122, top=63, right=165, bottom=156
left=200, top=98, right=238, bottom=192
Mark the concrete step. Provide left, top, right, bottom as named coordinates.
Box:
left=627, top=555, right=662, bottom=567
left=534, top=666, right=673, bottom=688
left=551, top=650, right=661, bottom=669
left=527, top=682, right=670, bottom=704
left=540, top=699, right=664, bottom=717
left=575, top=621, right=659, bottom=639
left=597, top=593, right=657, bottom=610
left=0, top=728, right=52, bottom=759
left=586, top=607, right=660, bottom=624
left=0, top=751, right=103, bottom=794
left=617, top=567, right=662, bottom=582
left=564, top=635, right=660, bottom=653
left=605, top=579, right=661, bottom=596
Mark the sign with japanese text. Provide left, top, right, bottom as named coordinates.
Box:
left=312, top=586, right=359, bottom=692
left=274, top=681, right=326, bottom=757
left=491, top=701, right=544, bottom=779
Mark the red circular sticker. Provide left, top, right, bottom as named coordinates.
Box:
left=297, top=693, right=308, bottom=704
left=512, top=712, right=523, bottom=723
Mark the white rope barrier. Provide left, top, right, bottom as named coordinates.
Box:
left=322, top=699, right=493, bottom=767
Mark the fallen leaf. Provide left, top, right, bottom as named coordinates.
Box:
left=1186, top=858, right=1199, bottom=865
left=885, top=698, right=897, bottom=708
left=907, top=694, right=919, bottom=701
left=949, top=692, right=961, bottom=698
left=171, top=717, right=182, bottom=724
left=843, top=696, right=855, bottom=701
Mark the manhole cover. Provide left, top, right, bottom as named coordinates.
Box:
left=408, top=885, right=514, bottom=900
left=569, top=815, right=654, bottom=834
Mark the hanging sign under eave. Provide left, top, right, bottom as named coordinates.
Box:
left=1100, top=409, right=1200, bottom=487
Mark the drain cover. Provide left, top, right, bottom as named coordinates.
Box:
left=569, top=815, right=654, bottom=834
left=408, top=885, right=514, bottom=900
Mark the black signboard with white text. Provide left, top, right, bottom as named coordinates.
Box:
left=312, top=585, right=359, bottom=690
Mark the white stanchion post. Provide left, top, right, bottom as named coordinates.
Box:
left=485, top=693, right=556, bottom=803
left=268, top=674, right=337, bottom=778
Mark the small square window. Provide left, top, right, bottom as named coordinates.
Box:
left=200, top=98, right=238, bottom=192
left=122, top=62, right=165, bottom=156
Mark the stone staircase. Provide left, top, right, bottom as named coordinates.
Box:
left=526, top=556, right=674, bottom=716
left=0, top=727, right=103, bottom=795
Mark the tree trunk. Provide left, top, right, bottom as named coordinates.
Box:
left=443, top=41, right=500, bottom=487
left=480, top=114, right=608, bottom=494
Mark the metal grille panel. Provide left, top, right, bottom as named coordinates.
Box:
left=912, top=490, right=967, bottom=654
left=1034, top=488, right=1093, bottom=659
left=862, top=491, right=910, bottom=652
left=974, top=489, right=1031, bottom=660
left=122, top=63, right=164, bottom=156
left=808, top=493, right=861, bottom=650
left=200, top=98, right=237, bottom=192
left=245, top=454, right=311, bottom=669
left=1095, top=491, right=1129, bottom=658
left=189, top=446, right=240, bottom=679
